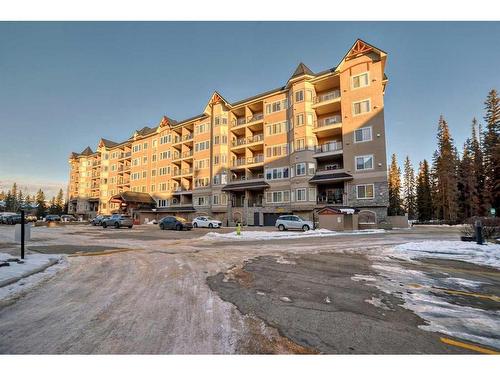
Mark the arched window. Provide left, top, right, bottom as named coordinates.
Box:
left=359, top=210, right=376, bottom=224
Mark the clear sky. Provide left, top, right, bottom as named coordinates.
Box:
left=0, top=22, right=499, bottom=195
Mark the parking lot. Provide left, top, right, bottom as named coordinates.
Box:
left=0, top=223, right=498, bottom=354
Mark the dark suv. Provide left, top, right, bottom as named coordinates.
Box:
left=6, top=214, right=22, bottom=225
left=159, top=216, right=193, bottom=231
left=45, top=215, right=61, bottom=222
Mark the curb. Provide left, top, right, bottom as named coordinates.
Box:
left=0, top=258, right=60, bottom=288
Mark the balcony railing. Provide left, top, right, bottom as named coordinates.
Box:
left=232, top=113, right=264, bottom=127
left=317, top=194, right=345, bottom=205
left=173, top=150, right=194, bottom=160
left=315, top=115, right=342, bottom=128
left=173, top=133, right=194, bottom=143
left=231, top=134, right=264, bottom=147
left=173, top=168, right=193, bottom=176
left=229, top=174, right=264, bottom=183
left=313, top=89, right=341, bottom=104
left=231, top=154, right=264, bottom=167
left=316, top=163, right=344, bottom=172
left=119, top=152, right=131, bottom=159
left=314, top=141, right=343, bottom=154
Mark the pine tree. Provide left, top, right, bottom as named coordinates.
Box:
left=457, top=139, right=477, bottom=221
left=416, top=160, right=433, bottom=221
left=5, top=190, right=15, bottom=212
left=402, top=156, right=417, bottom=220
left=470, top=119, right=487, bottom=216
left=388, top=153, right=404, bottom=216
left=55, top=188, right=64, bottom=212
left=432, top=116, right=459, bottom=221
left=35, top=189, right=46, bottom=218
left=483, top=89, right=500, bottom=215
left=17, top=190, right=24, bottom=209
left=10, top=183, right=19, bottom=211
left=0, top=191, right=5, bottom=201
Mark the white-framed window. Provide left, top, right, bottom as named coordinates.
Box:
left=295, top=163, right=306, bottom=176
left=159, top=151, right=171, bottom=160
left=152, top=139, right=158, bottom=148
left=132, top=144, right=142, bottom=153
left=194, top=196, right=209, bottom=206
left=355, top=155, right=374, bottom=171
left=306, top=113, right=313, bottom=126
left=266, top=190, right=290, bottom=203
left=352, top=72, right=370, bottom=89
left=296, top=188, right=306, bottom=201
left=152, top=154, right=157, bottom=162
left=266, top=121, right=286, bottom=136
left=151, top=169, right=156, bottom=177
left=143, top=142, right=148, bottom=149
left=265, top=143, right=288, bottom=158
left=157, top=199, right=168, bottom=207
left=150, top=184, right=155, bottom=192
left=354, top=126, right=373, bottom=143
left=295, top=90, right=304, bottom=102
left=159, top=134, right=171, bottom=145
left=132, top=158, right=140, bottom=166
left=143, top=156, right=148, bottom=164
left=356, top=184, right=375, bottom=199
left=295, top=138, right=305, bottom=151
left=265, top=98, right=288, bottom=114
left=195, top=140, right=210, bottom=152
left=308, top=187, right=316, bottom=202
left=296, top=113, right=304, bottom=126
left=265, top=167, right=289, bottom=180
left=353, top=99, right=371, bottom=116
left=142, top=171, right=147, bottom=179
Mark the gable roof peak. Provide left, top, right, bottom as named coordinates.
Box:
left=80, top=146, right=93, bottom=156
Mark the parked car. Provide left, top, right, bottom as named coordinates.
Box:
left=91, top=215, right=110, bottom=226
left=159, top=216, right=193, bottom=231
left=275, top=215, right=313, bottom=231
left=6, top=214, right=22, bottom=225
left=192, top=216, right=222, bottom=228
left=45, top=215, right=61, bottom=222
left=61, top=214, right=77, bottom=222
left=0, top=213, right=16, bottom=224
left=26, top=215, right=38, bottom=222
left=102, top=214, right=133, bottom=229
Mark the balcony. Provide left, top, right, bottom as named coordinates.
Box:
left=231, top=154, right=264, bottom=168
left=231, top=134, right=264, bottom=148
left=314, top=141, right=343, bottom=159
left=119, top=152, right=131, bottom=160
left=232, top=113, right=264, bottom=128
left=173, top=168, right=193, bottom=177
left=312, top=89, right=341, bottom=115
left=173, top=133, right=194, bottom=144
left=173, top=150, right=194, bottom=161
left=228, top=174, right=264, bottom=183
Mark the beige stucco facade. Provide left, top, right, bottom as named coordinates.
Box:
left=68, top=39, right=390, bottom=226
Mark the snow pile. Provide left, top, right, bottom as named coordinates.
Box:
left=0, top=252, right=64, bottom=287
left=201, top=228, right=384, bottom=241
left=392, top=241, right=500, bottom=270
left=0, top=252, right=67, bottom=302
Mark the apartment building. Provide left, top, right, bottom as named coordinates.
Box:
left=68, top=39, right=389, bottom=227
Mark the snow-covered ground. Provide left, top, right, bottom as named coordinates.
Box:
left=392, top=240, right=500, bottom=270
left=0, top=252, right=67, bottom=302
left=202, top=228, right=385, bottom=241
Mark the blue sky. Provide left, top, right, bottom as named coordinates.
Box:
left=0, top=22, right=499, bottom=195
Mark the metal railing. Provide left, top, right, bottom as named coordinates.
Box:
left=231, top=133, right=264, bottom=147
left=317, top=194, right=345, bottom=205
left=232, top=113, right=264, bottom=127
left=119, top=152, right=131, bottom=159
left=173, top=133, right=194, bottom=143
left=173, top=168, right=193, bottom=176
left=314, top=115, right=342, bottom=128
left=314, top=141, right=343, bottom=153
left=229, top=174, right=264, bottom=182
left=313, top=89, right=341, bottom=104
left=231, top=154, right=264, bottom=167
left=173, top=150, right=194, bottom=160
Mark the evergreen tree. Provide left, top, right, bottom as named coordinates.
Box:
left=416, top=160, right=433, bottom=221
left=55, top=188, right=64, bottom=212
left=10, top=183, right=19, bottom=211
left=35, top=189, right=46, bottom=218
left=4, top=190, right=15, bottom=212
left=470, top=119, right=487, bottom=216
left=0, top=191, right=5, bottom=201
left=432, top=116, right=459, bottom=221
left=17, top=190, right=24, bottom=209
left=402, top=156, right=417, bottom=220
left=483, top=89, right=500, bottom=215
left=457, top=139, right=477, bottom=221
left=388, top=153, right=404, bottom=216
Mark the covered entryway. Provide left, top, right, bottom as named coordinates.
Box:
left=109, top=191, right=156, bottom=224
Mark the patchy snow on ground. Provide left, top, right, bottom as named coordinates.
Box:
left=366, top=261, right=500, bottom=349
left=202, top=228, right=385, bottom=241
left=392, top=240, right=500, bottom=270
left=0, top=252, right=67, bottom=302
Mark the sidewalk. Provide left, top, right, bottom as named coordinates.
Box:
left=0, top=252, right=65, bottom=298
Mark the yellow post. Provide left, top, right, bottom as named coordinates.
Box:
left=236, top=223, right=241, bottom=236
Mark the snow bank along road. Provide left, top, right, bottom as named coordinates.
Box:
left=0, top=224, right=498, bottom=354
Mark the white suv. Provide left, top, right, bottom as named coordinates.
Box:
left=275, top=215, right=313, bottom=231
left=192, top=216, right=222, bottom=228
